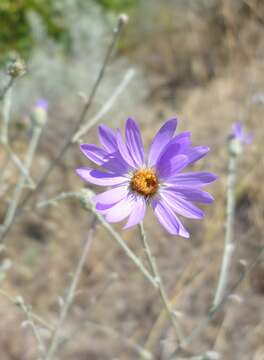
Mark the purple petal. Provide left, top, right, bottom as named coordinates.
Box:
left=116, top=129, right=137, bottom=168
left=36, top=99, right=48, bottom=110
left=166, top=172, right=217, bottom=186
left=80, top=144, right=110, bottom=165
left=98, top=124, right=117, bottom=152
left=80, top=144, right=128, bottom=174
left=105, top=196, right=134, bottom=223
left=155, top=132, right=191, bottom=166
left=93, top=185, right=129, bottom=205
left=165, top=186, right=214, bottom=203
left=160, top=190, right=204, bottom=219
left=96, top=202, right=118, bottom=214
left=123, top=195, right=146, bottom=229
left=148, top=118, right=177, bottom=167
left=185, top=146, right=210, bottom=165
left=233, top=122, right=242, bottom=138
left=152, top=198, right=189, bottom=237
left=76, top=168, right=128, bottom=186
left=125, top=118, right=144, bottom=167
left=156, top=154, right=189, bottom=179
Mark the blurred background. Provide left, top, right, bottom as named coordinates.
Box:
left=0, top=0, right=264, bottom=359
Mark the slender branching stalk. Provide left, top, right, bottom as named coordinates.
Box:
left=26, top=188, right=157, bottom=289
left=35, top=192, right=81, bottom=209
left=212, top=139, right=239, bottom=308
left=0, top=77, right=14, bottom=102
left=0, top=76, right=35, bottom=188
left=138, top=223, right=185, bottom=348
left=62, top=320, right=153, bottom=360
left=81, top=191, right=157, bottom=288
left=0, top=122, right=43, bottom=240
left=44, top=218, right=96, bottom=360
left=16, top=296, right=46, bottom=357
left=73, top=68, right=135, bottom=142
left=0, top=289, right=53, bottom=331
left=17, top=15, right=128, bottom=213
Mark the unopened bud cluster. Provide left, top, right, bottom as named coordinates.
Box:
left=6, top=57, right=26, bottom=78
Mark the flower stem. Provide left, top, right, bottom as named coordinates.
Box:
left=44, top=218, right=96, bottom=360
left=0, top=123, right=43, bottom=240
left=212, top=141, right=238, bottom=309
left=138, top=223, right=185, bottom=348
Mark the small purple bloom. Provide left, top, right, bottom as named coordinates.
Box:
left=76, top=118, right=217, bottom=238
left=232, top=122, right=252, bottom=144
left=36, top=99, right=48, bottom=111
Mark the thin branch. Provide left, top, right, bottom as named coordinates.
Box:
left=73, top=68, right=136, bottom=142
left=0, top=124, right=43, bottom=240
left=212, top=143, right=238, bottom=308
left=44, top=218, right=96, bottom=360
left=0, top=289, right=53, bottom=331
left=82, top=192, right=157, bottom=288
left=62, top=320, right=153, bottom=360
left=138, top=223, right=185, bottom=348
left=35, top=192, right=81, bottom=209
left=170, top=244, right=264, bottom=356
left=18, top=15, right=127, bottom=213
left=0, top=77, right=14, bottom=102
left=18, top=297, right=46, bottom=356
left=0, top=81, right=35, bottom=187
left=3, top=143, right=35, bottom=188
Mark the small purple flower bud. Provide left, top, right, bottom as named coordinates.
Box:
left=31, top=99, right=48, bottom=126
left=229, top=121, right=252, bottom=155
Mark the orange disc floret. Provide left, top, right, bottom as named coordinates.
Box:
left=131, top=168, right=158, bottom=196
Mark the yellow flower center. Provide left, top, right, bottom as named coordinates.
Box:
left=131, top=168, right=158, bottom=197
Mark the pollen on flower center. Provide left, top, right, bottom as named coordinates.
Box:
left=131, top=168, right=158, bottom=196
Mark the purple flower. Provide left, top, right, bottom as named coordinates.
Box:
left=36, top=99, right=48, bottom=111
left=232, top=122, right=252, bottom=144
left=76, top=118, right=217, bottom=237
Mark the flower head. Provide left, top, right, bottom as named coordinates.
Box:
left=231, top=122, right=252, bottom=145
left=31, top=99, right=48, bottom=126
left=76, top=118, right=217, bottom=237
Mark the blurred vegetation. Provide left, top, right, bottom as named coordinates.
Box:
left=0, top=0, right=137, bottom=65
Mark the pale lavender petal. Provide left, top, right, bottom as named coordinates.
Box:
left=98, top=124, right=117, bottom=152
left=156, top=154, right=189, bottom=179
left=155, top=132, right=191, bottom=166
left=80, top=144, right=128, bottom=174
left=116, top=129, right=137, bottom=168
left=166, top=172, right=217, bottom=186
left=124, top=195, right=146, bottom=229
left=125, top=118, right=144, bottom=166
left=148, top=118, right=177, bottom=167
left=93, top=185, right=129, bottom=205
left=100, top=155, right=130, bottom=174
left=185, top=146, right=210, bottom=165
left=105, top=196, right=134, bottom=223
left=160, top=190, right=204, bottom=219
left=76, top=168, right=128, bottom=186
left=165, top=186, right=214, bottom=203
left=96, top=202, right=118, bottom=214
left=152, top=198, right=189, bottom=237
left=80, top=144, right=109, bottom=165
left=233, top=122, right=242, bottom=138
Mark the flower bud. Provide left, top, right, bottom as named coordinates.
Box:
left=118, top=13, right=129, bottom=25
left=6, top=57, right=26, bottom=78
left=31, top=99, right=48, bottom=127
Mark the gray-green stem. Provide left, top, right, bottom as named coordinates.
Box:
left=138, top=223, right=185, bottom=348
left=44, top=218, right=96, bottom=360
left=212, top=140, right=239, bottom=309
